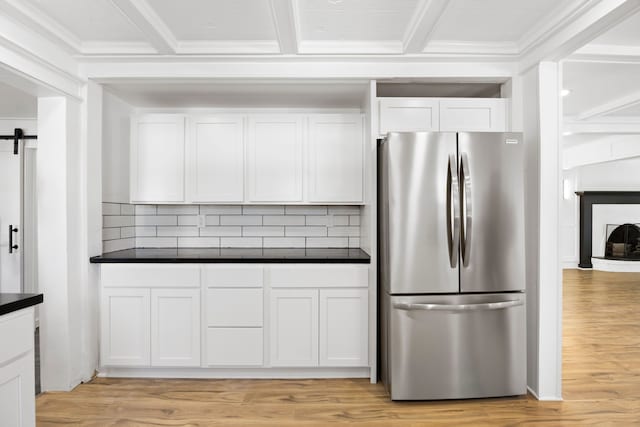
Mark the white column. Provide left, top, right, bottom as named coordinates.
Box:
left=521, top=62, right=563, bottom=400
left=36, top=96, right=84, bottom=391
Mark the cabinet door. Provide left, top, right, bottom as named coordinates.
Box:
left=151, top=288, right=201, bottom=367
left=206, top=328, right=263, bottom=366
left=100, top=288, right=150, bottom=366
left=247, top=115, right=303, bottom=202
left=186, top=115, right=244, bottom=202
left=439, top=98, right=506, bottom=132
left=131, top=114, right=185, bottom=203
left=379, top=98, right=440, bottom=134
left=319, top=289, right=368, bottom=367
left=0, top=351, right=35, bottom=427
left=308, top=114, right=364, bottom=203
left=270, top=289, right=318, bottom=367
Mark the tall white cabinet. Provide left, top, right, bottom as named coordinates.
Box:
left=308, top=114, right=363, bottom=203
left=131, top=114, right=185, bottom=203
left=247, top=115, right=304, bottom=203
left=186, top=115, right=244, bottom=202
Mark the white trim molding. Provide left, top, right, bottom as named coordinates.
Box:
left=402, top=0, right=449, bottom=54
left=109, top=0, right=177, bottom=54
left=269, top=0, right=300, bottom=54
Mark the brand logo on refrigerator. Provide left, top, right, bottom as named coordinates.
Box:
left=505, top=138, right=519, bottom=144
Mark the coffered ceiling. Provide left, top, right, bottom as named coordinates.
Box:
left=0, top=0, right=591, bottom=57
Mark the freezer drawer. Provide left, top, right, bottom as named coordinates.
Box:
left=383, top=292, right=526, bottom=400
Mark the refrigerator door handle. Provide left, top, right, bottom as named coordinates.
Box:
left=393, top=299, right=524, bottom=312
left=446, top=154, right=460, bottom=268
left=460, top=152, right=472, bottom=266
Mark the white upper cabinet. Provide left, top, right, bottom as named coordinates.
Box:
left=378, top=98, right=507, bottom=135
left=379, top=98, right=440, bottom=134
left=186, top=115, right=245, bottom=203
left=131, top=114, right=185, bottom=203
left=247, top=115, right=304, bottom=203
left=439, top=98, right=507, bottom=132
left=308, top=114, right=364, bottom=203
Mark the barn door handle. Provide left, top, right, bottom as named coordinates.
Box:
left=8, top=225, right=18, bottom=253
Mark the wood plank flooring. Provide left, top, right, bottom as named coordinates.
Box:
left=36, top=270, right=640, bottom=426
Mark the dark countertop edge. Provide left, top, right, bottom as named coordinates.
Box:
left=0, top=293, right=43, bottom=317
left=90, top=256, right=370, bottom=264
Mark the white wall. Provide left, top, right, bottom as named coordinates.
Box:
left=102, top=90, right=132, bottom=203
left=0, top=83, right=37, bottom=117
left=577, top=157, right=640, bottom=190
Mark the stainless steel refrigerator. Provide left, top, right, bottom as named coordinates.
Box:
left=379, top=132, right=526, bottom=400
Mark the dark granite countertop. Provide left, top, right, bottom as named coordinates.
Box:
left=0, top=293, right=43, bottom=317
left=90, top=248, right=371, bottom=264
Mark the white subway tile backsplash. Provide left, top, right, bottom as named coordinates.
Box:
left=306, top=237, right=349, bottom=248
left=263, top=237, right=306, bottom=248
left=220, top=237, right=262, bottom=248
left=328, top=226, right=360, bottom=237
left=135, top=205, right=156, bottom=215
left=243, top=226, right=285, bottom=237
left=205, top=215, right=220, bottom=226
left=102, top=228, right=120, bottom=240
left=136, top=237, right=178, bottom=248
left=329, top=206, right=361, bottom=215
left=285, top=226, right=327, bottom=237
left=285, top=206, right=327, bottom=215
left=178, top=237, right=220, bottom=248
left=135, top=226, right=156, bottom=237
left=242, top=205, right=285, bottom=215
left=200, top=205, right=242, bottom=215
left=103, top=238, right=134, bottom=253
left=157, top=226, right=199, bottom=237
left=135, top=215, right=177, bottom=226
left=103, top=203, right=361, bottom=251
left=199, top=226, right=242, bottom=237
left=120, top=227, right=135, bottom=239
left=157, top=205, right=199, bottom=215
left=103, top=215, right=135, bottom=228
left=102, top=203, right=121, bottom=215
left=263, top=215, right=305, bottom=226
left=178, top=215, right=199, bottom=226
left=120, top=204, right=135, bottom=215
left=220, top=215, right=262, bottom=226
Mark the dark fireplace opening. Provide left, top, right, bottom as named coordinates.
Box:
left=605, top=223, right=640, bottom=260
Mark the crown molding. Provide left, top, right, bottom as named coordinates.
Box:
left=402, top=0, right=449, bottom=54
left=423, top=41, right=519, bottom=56
left=80, top=41, right=157, bottom=55
left=564, top=119, right=640, bottom=134
left=176, top=41, right=280, bottom=55
left=569, top=43, right=640, bottom=62
left=0, top=0, right=82, bottom=53
left=575, top=90, right=640, bottom=121
left=269, top=0, right=300, bottom=54
left=109, top=0, right=176, bottom=54
left=519, top=0, right=640, bottom=72
left=298, top=40, right=403, bottom=55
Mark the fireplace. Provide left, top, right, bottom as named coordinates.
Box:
left=605, top=223, right=640, bottom=260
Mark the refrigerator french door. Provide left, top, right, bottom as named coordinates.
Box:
left=379, top=131, right=526, bottom=400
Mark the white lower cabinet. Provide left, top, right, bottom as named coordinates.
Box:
left=270, top=289, right=319, bottom=367
left=319, top=289, right=368, bottom=367
left=206, top=328, right=263, bottom=366
left=151, top=288, right=201, bottom=367
left=100, top=288, right=151, bottom=366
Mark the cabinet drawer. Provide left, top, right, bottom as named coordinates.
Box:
left=101, top=264, right=200, bottom=288
left=202, top=265, right=263, bottom=288
left=206, top=328, right=263, bottom=366
left=379, top=98, right=439, bottom=134
left=269, top=265, right=368, bottom=288
left=0, top=309, right=33, bottom=365
left=207, top=289, right=263, bottom=327
left=439, top=98, right=506, bottom=132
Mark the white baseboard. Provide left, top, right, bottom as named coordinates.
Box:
left=528, top=386, right=562, bottom=401
left=97, top=366, right=370, bottom=379
left=562, top=261, right=579, bottom=269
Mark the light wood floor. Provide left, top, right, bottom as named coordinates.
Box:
left=36, top=270, right=640, bottom=426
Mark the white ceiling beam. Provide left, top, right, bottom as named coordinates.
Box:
left=575, top=90, right=640, bottom=121
left=109, top=0, right=176, bottom=54
left=402, top=0, right=449, bottom=54
left=0, top=0, right=82, bottom=53
left=519, top=0, right=640, bottom=72
left=569, top=43, right=640, bottom=63
left=269, top=0, right=299, bottom=54
left=564, top=120, right=640, bottom=134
